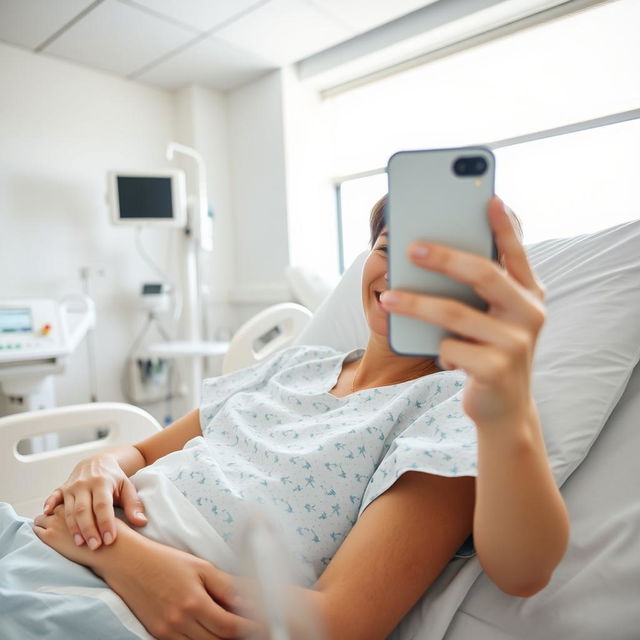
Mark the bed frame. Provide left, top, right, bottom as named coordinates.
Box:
left=0, top=403, right=161, bottom=518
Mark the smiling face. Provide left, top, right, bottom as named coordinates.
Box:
left=362, top=229, right=390, bottom=337
left=360, top=192, right=525, bottom=337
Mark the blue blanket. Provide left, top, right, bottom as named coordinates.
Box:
left=0, top=503, right=151, bottom=639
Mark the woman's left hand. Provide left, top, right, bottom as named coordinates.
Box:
left=380, top=196, right=546, bottom=429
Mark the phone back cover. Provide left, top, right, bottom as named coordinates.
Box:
left=387, top=147, right=495, bottom=357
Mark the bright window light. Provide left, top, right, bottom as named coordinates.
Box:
left=328, top=0, right=639, bottom=267
left=324, top=0, right=640, bottom=177
left=339, top=173, right=388, bottom=270
left=494, top=118, right=640, bottom=244
left=337, top=117, right=639, bottom=263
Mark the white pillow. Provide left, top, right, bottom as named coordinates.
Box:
left=297, top=220, right=640, bottom=485
left=285, top=264, right=338, bottom=312
left=296, top=252, right=369, bottom=352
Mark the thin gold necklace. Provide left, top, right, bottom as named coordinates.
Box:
left=351, top=360, right=363, bottom=394
left=351, top=359, right=440, bottom=393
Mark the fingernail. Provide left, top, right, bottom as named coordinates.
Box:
left=410, top=245, right=429, bottom=258
left=103, top=532, right=113, bottom=545
left=74, top=534, right=84, bottom=546
left=43, top=504, right=50, bottom=514
left=88, top=537, right=99, bottom=550
left=379, top=291, right=399, bottom=305
left=135, top=511, right=147, bottom=521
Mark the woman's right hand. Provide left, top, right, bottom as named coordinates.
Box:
left=94, top=522, right=260, bottom=640
left=42, top=453, right=147, bottom=550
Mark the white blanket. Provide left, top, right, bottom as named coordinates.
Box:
left=128, top=467, right=237, bottom=572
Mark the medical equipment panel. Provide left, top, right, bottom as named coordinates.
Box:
left=0, top=296, right=95, bottom=420
left=0, top=299, right=67, bottom=363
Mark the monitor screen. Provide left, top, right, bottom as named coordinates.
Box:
left=108, top=170, right=186, bottom=227
left=0, top=308, right=32, bottom=334
left=117, top=176, right=173, bottom=220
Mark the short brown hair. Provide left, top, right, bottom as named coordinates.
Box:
left=369, top=194, right=387, bottom=248
left=368, top=193, right=523, bottom=247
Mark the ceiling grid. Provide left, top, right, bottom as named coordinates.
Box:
left=0, top=0, right=594, bottom=92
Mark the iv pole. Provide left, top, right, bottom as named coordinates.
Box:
left=163, top=142, right=209, bottom=410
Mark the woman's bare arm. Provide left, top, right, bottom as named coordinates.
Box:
left=473, top=399, right=569, bottom=595
left=35, top=508, right=259, bottom=640
left=133, top=407, right=202, bottom=466
left=314, top=471, right=475, bottom=640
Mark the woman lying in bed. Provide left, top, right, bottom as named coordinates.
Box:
left=32, top=196, right=569, bottom=639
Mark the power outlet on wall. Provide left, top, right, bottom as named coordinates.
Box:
left=79, top=266, right=107, bottom=280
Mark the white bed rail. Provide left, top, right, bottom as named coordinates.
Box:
left=222, top=303, right=312, bottom=374
left=0, top=402, right=161, bottom=518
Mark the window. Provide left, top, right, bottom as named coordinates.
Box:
left=337, top=116, right=639, bottom=262
left=337, top=172, right=387, bottom=272
left=494, top=118, right=640, bottom=244
left=329, top=0, right=639, bottom=263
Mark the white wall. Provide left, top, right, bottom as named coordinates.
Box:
left=0, top=42, right=183, bottom=422
left=225, top=66, right=344, bottom=294
left=0, top=43, right=319, bottom=424
left=226, top=70, right=292, bottom=323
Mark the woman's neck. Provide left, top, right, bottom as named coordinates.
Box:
left=352, top=333, right=439, bottom=391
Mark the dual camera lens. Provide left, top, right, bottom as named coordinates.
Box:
left=453, top=156, right=487, bottom=177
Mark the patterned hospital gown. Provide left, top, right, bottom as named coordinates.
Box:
left=148, top=345, right=478, bottom=580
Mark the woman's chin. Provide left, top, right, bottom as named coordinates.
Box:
left=367, top=316, right=389, bottom=338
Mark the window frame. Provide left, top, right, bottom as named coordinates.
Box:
left=334, top=108, right=640, bottom=272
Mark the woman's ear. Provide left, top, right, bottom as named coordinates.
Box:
left=505, top=205, right=524, bottom=242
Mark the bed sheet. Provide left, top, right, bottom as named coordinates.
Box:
left=0, top=501, right=153, bottom=639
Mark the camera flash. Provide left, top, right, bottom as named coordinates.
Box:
left=474, top=179, right=482, bottom=187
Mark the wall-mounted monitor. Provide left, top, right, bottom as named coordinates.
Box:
left=108, top=169, right=186, bottom=227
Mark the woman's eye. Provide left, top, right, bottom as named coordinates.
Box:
left=377, top=246, right=388, bottom=254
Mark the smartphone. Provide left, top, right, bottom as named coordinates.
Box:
left=386, top=146, right=496, bottom=357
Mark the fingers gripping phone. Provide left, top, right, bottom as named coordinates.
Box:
left=386, top=146, right=497, bottom=357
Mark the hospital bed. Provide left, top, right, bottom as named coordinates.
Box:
left=1, top=219, right=640, bottom=639
left=296, top=218, right=640, bottom=640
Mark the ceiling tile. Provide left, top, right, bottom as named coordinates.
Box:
left=125, top=0, right=267, bottom=33
left=309, top=0, right=438, bottom=34
left=215, top=0, right=355, bottom=66
left=135, top=35, right=276, bottom=91
left=42, top=0, right=197, bottom=76
left=0, top=0, right=95, bottom=50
